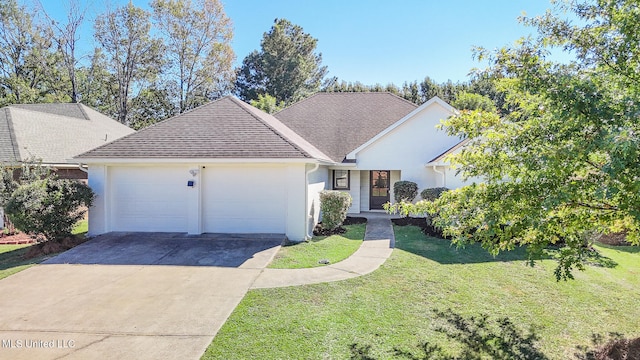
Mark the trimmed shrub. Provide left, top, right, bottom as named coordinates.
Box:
left=6, top=178, right=94, bottom=241
left=320, top=190, right=352, bottom=231
left=421, top=187, right=449, bottom=201
left=393, top=181, right=418, bottom=203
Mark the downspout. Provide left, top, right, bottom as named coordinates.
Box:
left=432, top=165, right=446, bottom=188
left=305, top=162, right=321, bottom=240
left=77, top=163, right=88, bottom=173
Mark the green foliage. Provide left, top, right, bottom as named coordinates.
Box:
left=420, top=187, right=449, bottom=202
left=94, top=2, right=164, bottom=125
left=393, top=181, right=418, bottom=203
left=235, top=18, right=328, bottom=105
left=5, top=178, right=94, bottom=241
left=0, top=0, right=71, bottom=105
left=319, top=190, right=352, bottom=231
left=452, top=91, right=497, bottom=112
left=250, top=93, right=285, bottom=114
left=412, top=0, right=640, bottom=279
left=152, top=0, right=235, bottom=113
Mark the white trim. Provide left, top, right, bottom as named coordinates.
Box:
left=75, top=157, right=335, bottom=165
left=345, top=96, right=457, bottom=160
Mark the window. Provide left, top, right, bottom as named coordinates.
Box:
left=333, top=170, right=350, bottom=190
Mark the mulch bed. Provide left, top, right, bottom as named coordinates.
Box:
left=391, top=217, right=445, bottom=238
left=597, top=232, right=631, bottom=246
left=313, top=216, right=368, bottom=236
left=23, top=236, right=87, bottom=259
left=0, top=232, right=36, bottom=245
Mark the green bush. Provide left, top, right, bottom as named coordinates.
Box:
left=421, top=187, right=449, bottom=201
left=6, top=178, right=94, bottom=241
left=393, top=181, right=418, bottom=203
left=320, top=190, right=352, bottom=230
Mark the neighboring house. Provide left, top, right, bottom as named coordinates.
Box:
left=0, top=103, right=135, bottom=179
left=76, top=94, right=470, bottom=241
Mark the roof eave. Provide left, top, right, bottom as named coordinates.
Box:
left=73, top=157, right=332, bottom=165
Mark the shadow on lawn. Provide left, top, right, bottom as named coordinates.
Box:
left=350, top=309, right=549, bottom=360
left=394, top=227, right=535, bottom=265
left=0, top=246, right=44, bottom=272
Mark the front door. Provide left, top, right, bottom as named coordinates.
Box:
left=370, top=170, right=390, bottom=210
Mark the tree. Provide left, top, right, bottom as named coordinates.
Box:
left=390, top=0, right=640, bottom=280
left=235, top=18, right=328, bottom=105
left=0, top=0, right=69, bottom=105
left=152, top=0, right=235, bottom=113
left=94, top=3, right=164, bottom=125
left=76, top=48, right=119, bottom=118
left=452, top=91, right=496, bottom=112
left=250, top=93, right=284, bottom=114
left=41, top=0, right=86, bottom=103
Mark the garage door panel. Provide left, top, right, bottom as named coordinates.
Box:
left=109, top=167, right=188, bottom=232
left=202, top=167, right=287, bottom=233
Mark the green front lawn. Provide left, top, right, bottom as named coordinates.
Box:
left=268, top=224, right=365, bottom=269
left=0, top=245, right=50, bottom=280
left=203, top=225, right=640, bottom=359
left=0, top=220, right=89, bottom=281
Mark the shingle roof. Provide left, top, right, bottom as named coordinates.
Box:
left=0, top=103, right=134, bottom=165
left=274, top=92, right=418, bottom=162
left=76, top=96, right=332, bottom=161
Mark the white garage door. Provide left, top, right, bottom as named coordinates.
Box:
left=109, top=166, right=188, bottom=232
left=202, top=166, right=287, bottom=233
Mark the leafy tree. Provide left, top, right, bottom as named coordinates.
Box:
left=152, top=0, right=235, bottom=113
left=452, top=91, right=496, bottom=112
left=391, top=0, right=640, bottom=280
left=94, top=3, right=164, bottom=125
left=76, top=48, right=119, bottom=118
left=250, top=93, right=284, bottom=114
left=236, top=18, right=328, bottom=105
left=0, top=0, right=69, bottom=105
left=129, top=85, right=177, bottom=129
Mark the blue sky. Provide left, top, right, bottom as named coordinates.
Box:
left=38, top=0, right=559, bottom=85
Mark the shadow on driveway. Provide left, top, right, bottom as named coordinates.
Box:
left=44, top=232, right=285, bottom=267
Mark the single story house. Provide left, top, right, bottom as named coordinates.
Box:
left=75, top=93, right=470, bottom=241
left=0, top=103, right=134, bottom=179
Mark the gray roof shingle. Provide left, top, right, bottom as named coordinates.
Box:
left=76, top=96, right=332, bottom=161
left=0, top=103, right=134, bottom=165
left=274, top=92, right=418, bottom=162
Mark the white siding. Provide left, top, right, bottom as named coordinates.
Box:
left=307, top=165, right=328, bottom=236
left=360, top=171, right=370, bottom=212
left=354, top=101, right=464, bottom=193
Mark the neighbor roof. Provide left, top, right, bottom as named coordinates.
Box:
left=76, top=96, right=332, bottom=161
left=0, top=103, right=134, bottom=165
left=274, top=92, right=418, bottom=162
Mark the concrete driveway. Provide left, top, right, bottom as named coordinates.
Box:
left=0, top=232, right=283, bottom=360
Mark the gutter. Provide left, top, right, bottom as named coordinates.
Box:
left=431, top=164, right=446, bottom=188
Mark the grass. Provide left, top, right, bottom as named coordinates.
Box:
left=0, top=245, right=50, bottom=280
left=202, top=225, right=640, bottom=360
left=0, top=219, right=89, bottom=281
left=268, top=224, right=365, bottom=269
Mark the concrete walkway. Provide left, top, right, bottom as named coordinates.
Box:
left=251, top=213, right=396, bottom=289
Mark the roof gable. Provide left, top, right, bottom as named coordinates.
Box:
left=274, top=92, right=418, bottom=162
left=76, top=96, right=331, bottom=161
left=0, top=103, right=134, bottom=164
left=346, top=96, right=457, bottom=159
